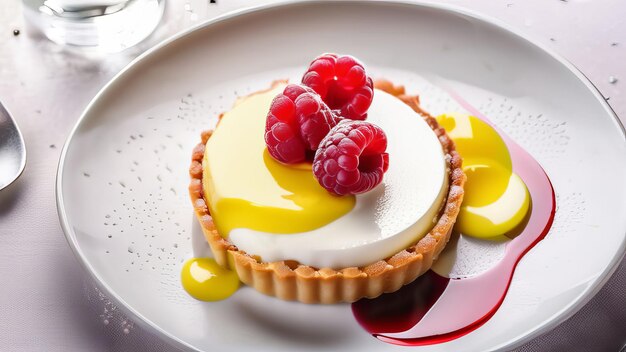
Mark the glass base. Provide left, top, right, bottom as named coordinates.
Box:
left=23, top=0, right=165, bottom=53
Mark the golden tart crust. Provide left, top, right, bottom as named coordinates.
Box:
left=188, top=80, right=465, bottom=304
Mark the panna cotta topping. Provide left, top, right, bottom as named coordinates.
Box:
left=202, top=84, right=448, bottom=269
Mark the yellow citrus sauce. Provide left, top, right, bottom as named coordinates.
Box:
left=437, top=113, right=530, bottom=239
left=181, top=258, right=239, bottom=301
left=202, top=85, right=355, bottom=236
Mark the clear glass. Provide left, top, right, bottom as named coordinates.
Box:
left=23, top=0, right=165, bottom=53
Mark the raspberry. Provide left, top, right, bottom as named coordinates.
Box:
left=265, top=84, right=339, bottom=164
left=313, top=120, right=389, bottom=195
left=302, top=54, right=374, bottom=121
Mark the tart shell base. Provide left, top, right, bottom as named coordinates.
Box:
left=188, top=80, right=466, bottom=304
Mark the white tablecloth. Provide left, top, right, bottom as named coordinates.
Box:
left=0, top=0, right=624, bottom=351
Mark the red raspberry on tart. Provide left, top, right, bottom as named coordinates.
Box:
left=313, top=120, right=389, bottom=195
left=302, top=53, right=374, bottom=121
left=265, top=84, right=339, bottom=164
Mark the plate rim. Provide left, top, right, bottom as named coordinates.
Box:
left=55, top=1, right=626, bottom=351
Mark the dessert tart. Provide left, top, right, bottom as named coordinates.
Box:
left=188, top=56, right=465, bottom=304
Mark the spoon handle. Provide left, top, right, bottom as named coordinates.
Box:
left=0, top=100, right=26, bottom=190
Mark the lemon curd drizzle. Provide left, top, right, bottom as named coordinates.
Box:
left=202, top=85, right=355, bottom=237
left=437, top=113, right=530, bottom=239
left=181, top=258, right=239, bottom=301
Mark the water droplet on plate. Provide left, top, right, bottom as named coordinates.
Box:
left=609, top=76, right=618, bottom=84
left=128, top=246, right=135, bottom=254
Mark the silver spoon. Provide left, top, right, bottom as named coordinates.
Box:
left=0, top=101, right=26, bottom=191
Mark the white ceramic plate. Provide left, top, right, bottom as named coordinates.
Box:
left=57, top=2, right=626, bottom=351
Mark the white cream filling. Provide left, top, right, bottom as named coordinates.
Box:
left=229, top=90, right=448, bottom=269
